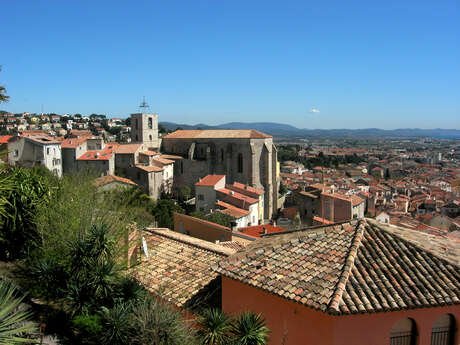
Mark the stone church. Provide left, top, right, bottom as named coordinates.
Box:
left=161, top=129, right=280, bottom=219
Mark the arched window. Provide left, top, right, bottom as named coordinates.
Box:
left=149, top=134, right=152, bottom=141
left=431, top=314, right=455, bottom=345
left=237, top=153, right=243, bottom=173
left=390, top=318, right=416, bottom=345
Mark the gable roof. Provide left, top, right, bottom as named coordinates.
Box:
left=94, top=174, right=137, bottom=187
left=131, top=228, right=235, bottom=309
left=196, top=175, right=226, bottom=187
left=215, top=219, right=460, bottom=315
left=163, top=129, right=272, bottom=139
left=115, top=143, right=143, bottom=154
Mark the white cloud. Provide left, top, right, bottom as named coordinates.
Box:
left=310, top=108, right=320, bottom=114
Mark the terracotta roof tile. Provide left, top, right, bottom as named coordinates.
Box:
left=237, top=224, right=287, bottom=238
left=136, top=165, right=163, bottom=172
left=196, top=175, right=226, bottom=187
left=131, top=228, right=234, bottom=309
left=0, top=135, right=12, bottom=144
left=163, top=129, right=272, bottom=139
left=61, top=137, right=87, bottom=148
left=215, top=219, right=460, bottom=315
left=94, top=174, right=137, bottom=187
left=115, top=143, right=144, bottom=154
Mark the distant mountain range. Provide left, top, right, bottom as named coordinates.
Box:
left=160, top=121, right=460, bottom=139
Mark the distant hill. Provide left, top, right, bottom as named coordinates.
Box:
left=160, top=121, right=460, bottom=139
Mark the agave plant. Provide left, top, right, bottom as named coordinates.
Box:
left=0, top=279, right=37, bottom=344
left=196, top=308, right=232, bottom=345
left=230, top=312, right=269, bottom=345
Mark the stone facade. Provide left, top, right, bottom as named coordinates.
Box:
left=130, top=113, right=159, bottom=149
left=8, top=136, right=62, bottom=177
left=162, top=130, right=280, bottom=219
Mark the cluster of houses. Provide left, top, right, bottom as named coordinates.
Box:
left=280, top=152, right=460, bottom=243
left=0, top=111, right=129, bottom=141
left=1, top=109, right=459, bottom=344
left=0, top=113, right=174, bottom=200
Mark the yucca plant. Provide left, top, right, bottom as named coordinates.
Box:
left=230, top=312, right=269, bottom=345
left=0, top=279, right=37, bottom=344
left=196, top=308, right=232, bottom=345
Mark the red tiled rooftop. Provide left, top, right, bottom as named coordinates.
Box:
left=216, top=200, right=249, bottom=218
left=115, top=143, right=143, bottom=154
left=227, top=181, right=264, bottom=196
left=163, top=129, right=272, bottom=139
left=217, top=188, right=258, bottom=204
left=195, top=175, right=226, bottom=187
left=136, top=165, right=163, bottom=172
left=94, top=174, right=137, bottom=187
left=77, top=150, right=112, bottom=161
left=140, top=150, right=158, bottom=156
left=0, top=135, right=12, bottom=144
left=237, top=224, right=287, bottom=238
left=61, top=137, right=87, bottom=148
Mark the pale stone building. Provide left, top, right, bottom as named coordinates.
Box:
left=130, top=113, right=159, bottom=149
left=162, top=129, right=279, bottom=219
left=8, top=135, right=62, bottom=177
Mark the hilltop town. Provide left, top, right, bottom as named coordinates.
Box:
left=0, top=109, right=459, bottom=344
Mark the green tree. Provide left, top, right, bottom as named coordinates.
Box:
left=151, top=199, right=184, bottom=228
left=132, top=295, right=195, bottom=345
left=230, top=312, right=269, bottom=345
left=0, top=279, right=37, bottom=344
left=0, top=66, right=9, bottom=103
left=0, top=166, right=55, bottom=260
left=189, top=211, right=234, bottom=228
left=196, top=308, right=232, bottom=345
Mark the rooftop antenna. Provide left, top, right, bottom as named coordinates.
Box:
left=139, top=96, right=150, bottom=113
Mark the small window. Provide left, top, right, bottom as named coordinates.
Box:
left=149, top=134, right=152, bottom=141
left=47, top=148, right=50, bottom=155
left=198, top=194, right=204, bottom=201
left=199, top=208, right=204, bottom=212
left=390, top=318, right=416, bottom=345
left=221, top=149, right=224, bottom=162
left=237, top=153, right=243, bottom=173
left=14, top=149, right=19, bottom=157
left=431, top=314, right=455, bottom=345
left=148, top=117, right=153, bottom=129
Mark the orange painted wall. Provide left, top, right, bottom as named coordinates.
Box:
left=223, top=276, right=334, bottom=345
left=222, top=276, right=460, bottom=345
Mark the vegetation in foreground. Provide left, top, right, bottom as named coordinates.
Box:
left=0, top=167, right=270, bottom=344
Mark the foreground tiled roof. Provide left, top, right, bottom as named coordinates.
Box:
left=163, top=129, right=272, bottom=139
left=370, top=219, right=460, bottom=265
left=132, top=229, right=235, bottom=309
left=215, top=219, right=460, bottom=315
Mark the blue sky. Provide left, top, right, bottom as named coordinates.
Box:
left=1, top=0, right=459, bottom=129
